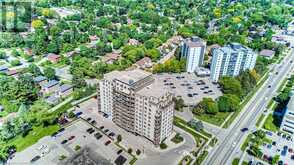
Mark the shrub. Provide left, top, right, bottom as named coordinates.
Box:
left=117, top=134, right=122, bottom=143
left=127, top=148, right=132, bottom=154
left=74, top=145, right=81, bottom=151
left=136, top=149, right=141, bottom=155
left=160, top=143, right=168, bottom=149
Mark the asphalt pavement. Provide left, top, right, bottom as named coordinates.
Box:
left=205, top=48, right=294, bottom=165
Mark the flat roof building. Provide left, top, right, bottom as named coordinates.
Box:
left=180, top=36, right=206, bottom=73
left=98, top=69, right=174, bottom=146
left=210, top=43, right=257, bottom=82
left=281, top=92, right=294, bottom=134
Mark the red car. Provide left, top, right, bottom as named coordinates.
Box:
left=68, top=136, right=75, bottom=140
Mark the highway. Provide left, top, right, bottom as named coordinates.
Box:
left=205, top=48, right=294, bottom=165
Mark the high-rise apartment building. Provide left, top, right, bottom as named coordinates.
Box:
left=97, top=69, right=174, bottom=146
left=210, top=43, right=257, bottom=82
left=281, top=92, right=294, bottom=134
left=180, top=36, right=206, bottom=73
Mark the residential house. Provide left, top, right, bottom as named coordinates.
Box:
left=34, top=76, right=48, bottom=86
left=102, top=52, right=121, bottom=64
left=259, top=49, right=275, bottom=59
left=58, top=84, right=73, bottom=98
left=6, top=70, right=18, bottom=78
left=0, top=65, right=8, bottom=73
left=128, top=39, right=140, bottom=46
left=135, top=57, right=152, bottom=69
left=41, top=80, right=59, bottom=94
left=47, top=53, right=60, bottom=63
left=45, top=95, right=59, bottom=105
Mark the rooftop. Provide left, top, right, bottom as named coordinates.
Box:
left=42, top=80, right=59, bottom=88
left=104, top=69, right=152, bottom=85
left=0, top=65, right=8, bottom=71
left=259, top=49, right=275, bottom=57
left=59, top=84, right=73, bottom=92
left=34, top=76, right=47, bottom=82
left=184, top=36, right=206, bottom=47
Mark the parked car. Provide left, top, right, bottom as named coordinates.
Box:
left=86, top=128, right=93, bottom=132
left=291, top=155, right=294, bottom=160
left=91, top=120, right=97, bottom=125
left=75, top=111, right=83, bottom=117
left=105, top=140, right=111, bottom=146
left=61, top=140, right=68, bottom=144
left=281, top=150, right=287, bottom=156
left=68, top=136, right=75, bottom=140
left=89, top=129, right=95, bottom=134
left=278, top=160, right=283, bottom=165
left=104, top=129, right=109, bottom=133
left=58, top=128, right=65, bottom=133
left=109, top=132, right=115, bottom=137
left=117, top=149, right=123, bottom=155
left=30, top=155, right=41, bottom=163
left=266, top=131, right=273, bottom=136
left=99, top=126, right=104, bottom=130
left=289, top=148, right=293, bottom=153
left=241, top=128, right=249, bottom=132
left=272, top=141, right=276, bottom=146
left=94, top=133, right=103, bottom=140
left=86, top=117, right=92, bottom=121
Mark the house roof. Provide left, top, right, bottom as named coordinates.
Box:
left=0, top=65, right=8, bottom=71
left=45, top=95, right=59, bottom=104
left=47, top=53, right=60, bottom=60
left=103, top=52, right=121, bottom=62
left=34, top=76, right=47, bottom=82
left=59, top=84, right=73, bottom=93
left=42, top=80, right=59, bottom=88
left=135, top=57, right=152, bottom=67
left=6, top=70, right=18, bottom=76
left=260, top=49, right=275, bottom=57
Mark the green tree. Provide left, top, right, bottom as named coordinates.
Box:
left=43, top=67, right=56, bottom=80
left=219, top=77, right=243, bottom=98
left=195, top=98, right=218, bottom=115
left=27, top=64, right=42, bottom=76
left=217, top=94, right=240, bottom=112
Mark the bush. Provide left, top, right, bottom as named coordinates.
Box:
left=74, top=145, right=81, bottom=151
left=67, top=111, right=75, bottom=118
left=10, top=60, right=21, bottom=66
left=160, top=143, right=168, bottom=149
left=171, top=133, right=184, bottom=144
left=127, top=148, right=132, bottom=154
left=117, top=134, right=122, bottom=143
left=136, top=149, right=141, bottom=155
left=59, top=155, right=67, bottom=160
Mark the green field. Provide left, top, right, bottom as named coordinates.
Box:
left=195, top=112, right=230, bottom=126
left=263, top=114, right=279, bottom=132
left=8, top=124, right=60, bottom=151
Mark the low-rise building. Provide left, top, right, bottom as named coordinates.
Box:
left=34, top=76, right=48, bottom=86
left=281, top=93, right=294, bottom=134
left=259, top=49, right=275, bottom=59
left=41, top=80, right=59, bottom=94
left=135, top=57, right=152, bottom=69
left=195, top=67, right=211, bottom=77
left=45, top=95, right=59, bottom=105
left=0, top=65, right=8, bottom=73
left=47, top=53, right=60, bottom=63
left=98, top=69, right=174, bottom=146
left=58, top=84, right=73, bottom=98
left=102, top=52, right=121, bottom=64
left=6, top=70, right=18, bottom=78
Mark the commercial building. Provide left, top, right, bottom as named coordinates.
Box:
left=210, top=43, right=257, bottom=82
left=180, top=36, right=206, bottom=73
left=281, top=92, right=294, bottom=134
left=97, top=69, right=174, bottom=146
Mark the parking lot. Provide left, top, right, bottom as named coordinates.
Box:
left=9, top=119, right=133, bottom=165
left=153, top=73, right=222, bottom=105
left=260, top=131, right=294, bottom=165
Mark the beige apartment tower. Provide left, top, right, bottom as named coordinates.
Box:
left=97, top=69, right=174, bottom=146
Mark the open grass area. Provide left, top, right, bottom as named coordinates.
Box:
left=174, top=116, right=208, bottom=147
left=241, top=134, right=253, bottom=151
left=178, top=155, right=193, bottom=165
left=195, top=112, right=230, bottom=127
left=232, top=158, right=240, bottom=165
left=256, top=114, right=265, bottom=127
left=263, top=114, right=279, bottom=132
left=222, top=71, right=269, bottom=128
left=8, top=124, right=60, bottom=152
left=194, top=150, right=208, bottom=165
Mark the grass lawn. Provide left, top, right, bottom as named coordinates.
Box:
left=195, top=112, right=230, bottom=126
left=194, top=150, right=208, bottom=165
left=263, top=114, right=279, bottom=132
left=232, top=158, right=240, bottom=165
left=8, top=124, right=60, bottom=152
left=255, top=114, right=265, bottom=127
left=241, top=134, right=253, bottom=151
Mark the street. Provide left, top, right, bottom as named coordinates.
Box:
left=205, top=48, right=294, bottom=165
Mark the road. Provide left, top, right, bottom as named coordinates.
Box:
left=205, top=48, right=294, bottom=165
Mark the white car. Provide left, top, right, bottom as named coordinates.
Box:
left=37, top=145, right=48, bottom=151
